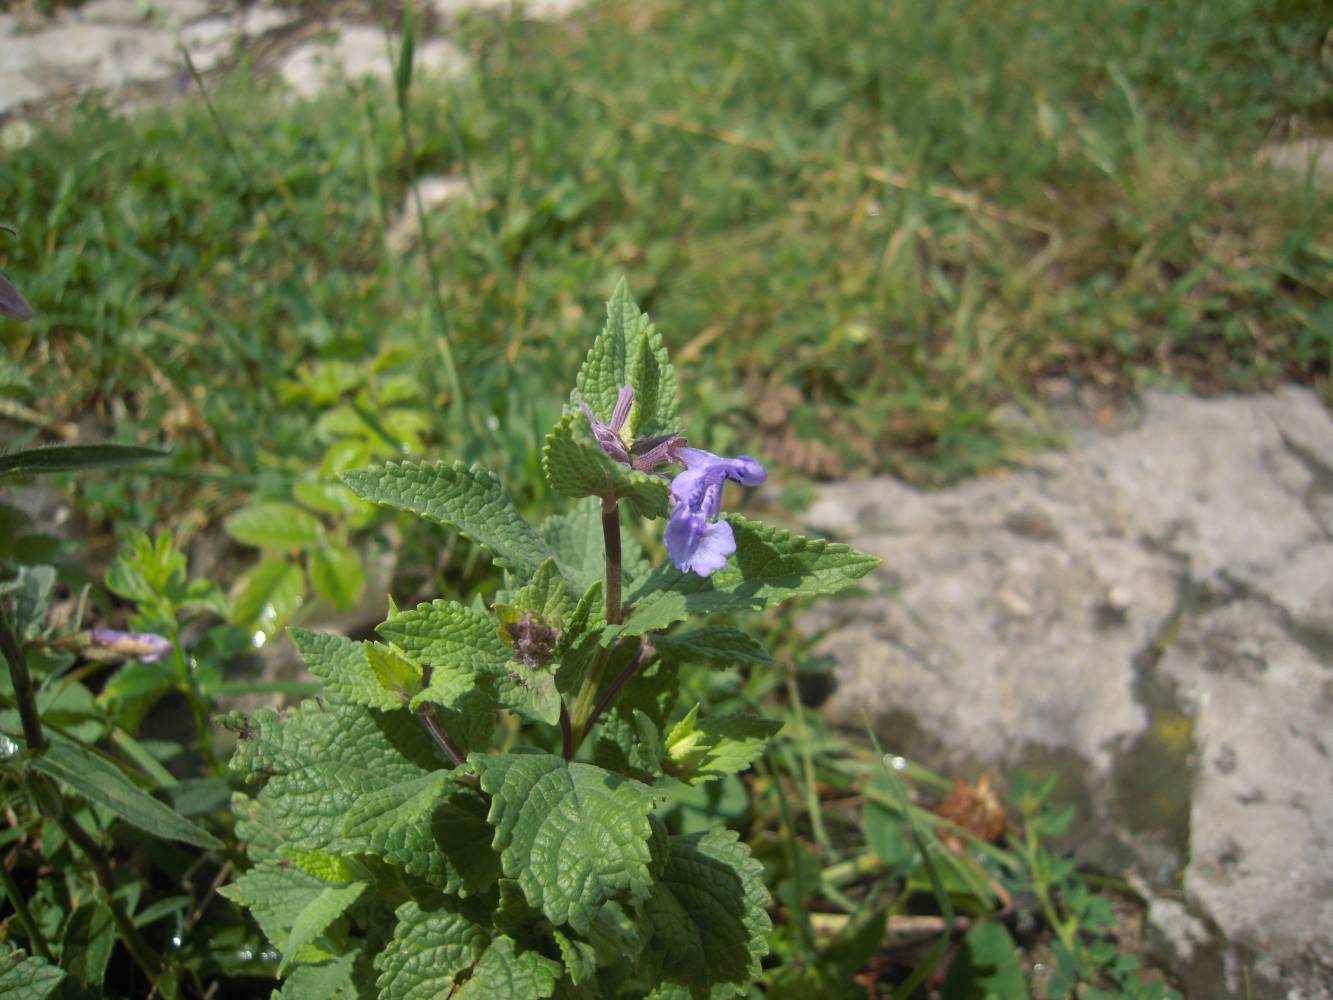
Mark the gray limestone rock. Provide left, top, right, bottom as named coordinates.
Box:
left=801, top=387, right=1333, bottom=996
left=278, top=25, right=468, bottom=99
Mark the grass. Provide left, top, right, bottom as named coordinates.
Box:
left=1, top=0, right=1328, bottom=529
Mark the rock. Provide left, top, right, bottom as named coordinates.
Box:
left=1257, top=138, right=1333, bottom=186
left=429, top=0, right=586, bottom=22
left=801, top=386, right=1333, bottom=995
left=0, top=23, right=179, bottom=114
left=385, top=175, right=471, bottom=252
left=279, top=25, right=469, bottom=99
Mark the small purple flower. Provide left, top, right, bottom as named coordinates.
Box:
left=90, top=628, right=172, bottom=662
left=581, top=384, right=685, bottom=472
left=664, top=448, right=766, bottom=577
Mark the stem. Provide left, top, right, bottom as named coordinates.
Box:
left=53, top=806, right=175, bottom=995
left=0, top=601, right=45, bottom=753
left=416, top=706, right=465, bottom=768
left=0, top=860, right=54, bottom=961
left=579, top=637, right=654, bottom=751
left=601, top=497, right=623, bottom=625
left=559, top=701, right=573, bottom=761
left=174, top=636, right=219, bottom=776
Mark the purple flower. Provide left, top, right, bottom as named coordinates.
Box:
left=581, top=384, right=685, bottom=472
left=664, top=448, right=766, bottom=577
left=90, top=628, right=172, bottom=662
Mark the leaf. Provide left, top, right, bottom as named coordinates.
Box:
left=573, top=278, right=679, bottom=439
left=220, top=859, right=338, bottom=957
left=276, top=954, right=359, bottom=1000
left=493, top=667, right=562, bottom=727
left=341, top=461, right=549, bottom=578
left=552, top=927, right=598, bottom=986
left=639, top=828, right=772, bottom=997
left=509, top=557, right=574, bottom=623
left=0, top=950, right=65, bottom=1000
left=224, top=501, right=325, bottom=550
left=31, top=737, right=222, bottom=849
left=653, top=626, right=772, bottom=666
left=0, top=444, right=167, bottom=480
left=453, top=936, right=561, bottom=1000
left=940, top=920, right=1028, bottom=1000
left=394, top=0, right=415, bottom=102
left=373, top=897, right=488, bottom=1000
left=290, top=629, right=405, bottom=712
left=342, top=775, right=500, bottom=896
left=619, top=516, right=879, bottom=637
left=471, top=752, right=661, bottom=933
left=378, top=599, right=508, bottom=710
left=230, top=558, right=304, bottom=636
left=663, top=707, right=783, bottom=785
left=543, top=411, right=670, bottom=517
left=60, top=902, right=114, bottom=990
left=308, top=543, right=366, bottom=609
left=228, top=700, right=450, bottom=853
left=279, top=882, right=368, bottom=975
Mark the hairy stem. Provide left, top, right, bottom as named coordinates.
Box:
left=53, top=803, right=176, bottom=995
left=416, top=706, right=465, bottom=768
left=601, top=496, right=623, bottom=625
left=0, top=860, right=53, bottom=961
left=559, top=701, right=574, bottom=760
left=579, top=636, right=655, bottom=749
left=0, top=600, right=45, bottom=753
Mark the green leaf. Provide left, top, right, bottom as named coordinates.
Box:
left=343, top=775, right=500, bottom=895
left=542, top=411, right=670, bottom=517
left=276, top=954, right=359, bottom=1000
left=454, top=936, right=561, bottom=1000
left=574, top=278, right=679, bottom=439
left=941, top=920, right=1028, bottom=1000
left=552, top=927, right=598, bottom=986
left=230, top=558, right=304, bottom=636
left=640, top=828, right=772, bottom=997
left=279, top=882, right=368, bottom=975
left=224, top=501, right=325, bottom=550
left=494, top=667, right=562, bottom=727
left=394, top=0, right=415, bottom=102
left=0, top=950, right=65, bottom=999
left=663, top=706, right=783, bottom=785
left=308, top=543, right=366, bottom=609
left=378, top=599, right=508, bottom=710
left=228, top=700, right=450, bottom=853
left=341, top=461, right=549, bottom=578
left=290, top=629, right=406, bottom=712
left=509, top=557, right=574, bottom=623
left=373, top=897, right=487, bottom=1000
left=619, top=516, right=879, bottom=636
left=220, top=859, right=337, bottom=957
left=31, top=737, right=222, bottom=849
left=472, top=752, right=661, bottom=933
left=60, top=902, right=114, bottom=990
left=0, top=444, right=167, bottom=480
left=653, top=626, right=772, bottom=666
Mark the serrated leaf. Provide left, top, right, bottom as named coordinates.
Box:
left=640, top=828, right=772, bottom=997
left=494, top=666, right=562, bottom=727
left=225, top=501, right=325, bottom=550
left=228, top=700, right=450, bottom=853
left=379, top=599, right=507, bottom=711
left=543, top=411, right=670, bottom=517
left=290, top=629, right=403, bottom=711
left=31, top=737, right=222, bottom=849
left=653, top=626, right=772, bottom=666
left=0, top=444, right=166, bottom=480
left=308, top=543, right=365, bottom=608
left=280, top=881, right=367, bottom=975
left=276, top=953, right=359, bottom=1000
left=365, top=642, right=424, bottom=703
left=220, top=859, right=335, bottom=956
left=341, top=461, right=549, bottom=578
left=230, top=558, right=304, bottom=636
left=472, top=753, right=661, bottom=933
left=663, top=707, right=782, bottom=785
left=574, top=278, right=678, bottom=439
left=619, top=516, right=879, bottom=637
left=542, top=499, right=652, bottom=597
left=0, top=950, right=65, bottom=1000
left=552, top=927, right=599, bottom=986
left=941, top=919, right=1027, bottom=1000
left=511, top=557, right=574, bottom=622
left=454, top=936, right=561, bottom=1000
left=374, top=898, right=487, bottom=1000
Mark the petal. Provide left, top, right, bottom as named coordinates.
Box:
left=727, top=455, right=767, bottom=486
left=610, top=384, right=635, bottom=433
left=664, top=504, right=707, bottom=571
left=684, top=519, right=736, bottom=577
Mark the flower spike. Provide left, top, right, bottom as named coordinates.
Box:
left=664, top=448, right=767, bottom=577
